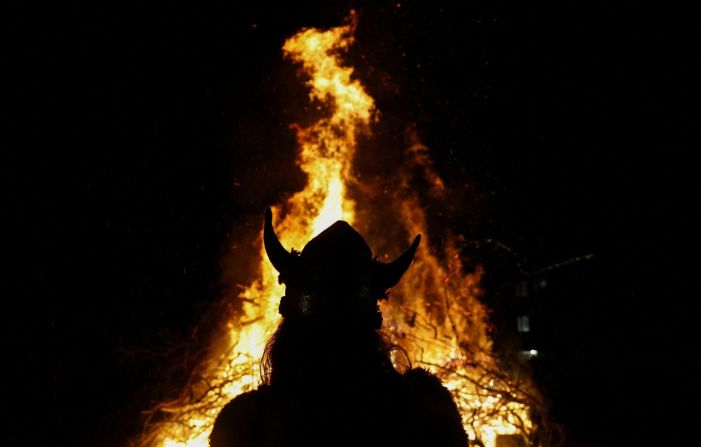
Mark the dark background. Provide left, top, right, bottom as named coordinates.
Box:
left=6, top=1, right=694, bottom=446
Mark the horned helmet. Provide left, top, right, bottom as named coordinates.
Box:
left=264, top=209, right=420, bottom=329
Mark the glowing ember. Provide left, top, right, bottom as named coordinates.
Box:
left=138, top=12, right=543, bottom=447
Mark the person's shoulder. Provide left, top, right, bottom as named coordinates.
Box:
left=402, top=368, right=469, bottom=446
left=210, top=385, right=273, bottom=447
left=403, top=367, right=453, bottom=399
left=216, top=385, right=272, bottom=418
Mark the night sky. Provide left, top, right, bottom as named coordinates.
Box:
left=6, top=2, right=694, bottom=446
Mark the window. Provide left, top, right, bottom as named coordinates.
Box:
left=515, top=281, right=529, bottom=297
left=517, top=315, right=530, bottom=333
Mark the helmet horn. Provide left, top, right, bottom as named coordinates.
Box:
left=373, top=234, right=421, bottom=290
left=264, top=208, right=292, bottom=274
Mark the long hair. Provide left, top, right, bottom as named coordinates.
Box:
left=261, top=314, right=409, bottom=389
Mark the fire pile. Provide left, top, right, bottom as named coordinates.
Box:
left=138, top=14, right=546, bottom=447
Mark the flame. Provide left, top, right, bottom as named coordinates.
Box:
left=140, top=13, right=542, bottom=447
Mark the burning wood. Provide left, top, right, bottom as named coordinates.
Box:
left=136, top=12, right=550, bottom=447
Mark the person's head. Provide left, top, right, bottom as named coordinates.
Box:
left=261, top=209, right=419, bottom=386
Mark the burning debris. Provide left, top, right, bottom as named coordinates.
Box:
left=136, top=13, right=550, bottom=447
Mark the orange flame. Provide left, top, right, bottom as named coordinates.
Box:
left=141, top=13, right=541, bottom=447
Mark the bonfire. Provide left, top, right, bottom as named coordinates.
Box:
left=136, top=13, right=548, bottom=447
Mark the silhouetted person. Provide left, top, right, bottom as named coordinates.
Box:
left=211, top=209, right=468, bottom=447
